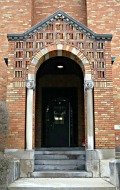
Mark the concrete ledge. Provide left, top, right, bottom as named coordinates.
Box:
left=86, top=149, right=115, bottom=160
left=5, top=149, right=34, bottom=160
left=109, top=159, right=120, bottom=188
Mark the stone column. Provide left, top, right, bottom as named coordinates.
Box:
left=84, top=79, right=94, bottom=150
left=26, top=74, right=35, bottom=150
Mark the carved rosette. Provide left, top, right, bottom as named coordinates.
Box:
left=84, top=80, right=94, bottom=90
left=26, top=79, right=35, bottom=89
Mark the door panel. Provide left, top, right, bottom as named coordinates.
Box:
left=45, top=98, right=71, bottom=147
left=42, top=88, right=78, bottom=147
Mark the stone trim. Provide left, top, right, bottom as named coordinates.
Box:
left=7, top=11, right=112, bottom=41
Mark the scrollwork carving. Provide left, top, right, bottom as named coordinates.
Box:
left=84, top=80, right=94, bottom=90
left=26, top=79, right=35, bottom=89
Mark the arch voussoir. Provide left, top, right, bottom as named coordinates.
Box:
left=31, top=43, right=91, bottom=75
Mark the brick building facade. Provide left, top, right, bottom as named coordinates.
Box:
left=0, top=0, right=120, bottom=176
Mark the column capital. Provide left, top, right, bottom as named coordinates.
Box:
left=26, top=79, right=35, bottom=89
left=84, top=79, right=94, bottom=90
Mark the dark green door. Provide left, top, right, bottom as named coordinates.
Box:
left=42, top=88, right=78, bottom=147
left=45, top=98, right=73, bottom=147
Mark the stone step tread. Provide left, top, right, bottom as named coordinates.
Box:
left=35, top=159, right=85, bottom=165
left=116, top=152, right=120, bottom=155
left=8, top=178, right=115, bottom=190
left=115, top=156, right=120, bottom=159
left=31, top=170, right=92, bottom=178
left=34, top=164, right=85, bottom=171
left=35, top=147, right=85, bottom=151
left=35, top=151, right=85, bottom=155
left=35, top=154, right=85, bottom=160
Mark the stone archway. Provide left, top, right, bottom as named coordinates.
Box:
left=26, top=44, right=94, bottom=150
left=31, top=44, right=91, bottom=74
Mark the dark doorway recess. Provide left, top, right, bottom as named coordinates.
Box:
left=42, top=87, right=78, bottom=147
left=35, top=56, right=84, bottom=148
left=37, top=56, right=83, bottom=77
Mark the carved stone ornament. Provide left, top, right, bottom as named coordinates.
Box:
left=84, top=80, right=94, bottom=90
left=26, top=79, right=35, bottom=89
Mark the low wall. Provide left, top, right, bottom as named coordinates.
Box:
left=5, top=150, right=34, bottom=177
left=86, top=149, right=115, bottom=178
left=0, top=152, right=20, bottom=189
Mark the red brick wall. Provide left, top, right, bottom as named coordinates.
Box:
left=0, top=0, right=32, bottom=101
left=0, top=0, right=32, bottom=149
left=86, top=0, right=120, bottom=148
left=32, top=0, right=87, bottom=25
left=86, top=0, right=120, bottom=57
left=6, top=41, right=26, bottom=149
left=94, top=41, right=115, bottom=148
left=112, top=57, right=120, bottom=148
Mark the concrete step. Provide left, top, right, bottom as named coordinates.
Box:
left=8, top=178, right=116, bottom=190
left=31, top=170, right=92, bottom=178
left=116, top=152, right=120, bottom=159
left=34, top=163, right=85, bottom=170
left=34, top=150, right=86, bottom=171
left=35, top=154, right=85, bottom=160
left=35, top=147, right=85, bottom=151
left=35, top=159, right=85, bottom=165
left=34, top=150, right=85, bottom=155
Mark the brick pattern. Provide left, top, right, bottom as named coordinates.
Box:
left=0, top=0, right=32, bottom=102
left=86, top=0, right=120, bottom=57
left=6, top=42, right=26, bottom=149
left=0, top=0, right=32, bottom=149
left=32, top=0, right=87, bottom=25
left=86, top=0, right=120, bottom=149
left=112, top=57, right=120, bottom=148
left=12, top=20, right=106, bottom=79
left=94, top=85, right=115, bottom=148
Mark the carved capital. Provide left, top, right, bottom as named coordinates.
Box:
left=84, top=80, right=94, bottom=90
left=26, top=79, right=35, bottom=89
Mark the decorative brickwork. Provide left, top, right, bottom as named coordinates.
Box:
left=8, top=12, right=110, bottom=82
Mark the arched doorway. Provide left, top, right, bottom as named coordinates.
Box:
left=35, top=56, right=84, bottom=148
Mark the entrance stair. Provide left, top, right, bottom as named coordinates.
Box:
left=31, top=148, right=92, bottom=178
left=7, top=148, right=116, bottom=189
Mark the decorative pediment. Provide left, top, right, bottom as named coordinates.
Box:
left=7, top=10, right=112, bottom=41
